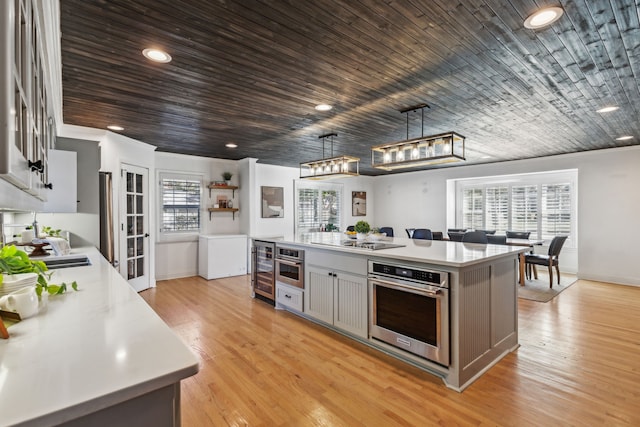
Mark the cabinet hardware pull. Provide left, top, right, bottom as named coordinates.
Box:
left=28, top=160, right=44, bottom=173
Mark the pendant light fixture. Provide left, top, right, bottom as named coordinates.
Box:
left=371, top=103, right=465, bottom=170
left=300, top=133, right=360, bottom=180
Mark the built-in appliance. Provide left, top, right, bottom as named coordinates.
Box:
left=340, top=240, right=405, bottom=250
left=251, top=240, right=276, bottom=302
left=275, top=245, right=305, bottom=289
left=368, top=260, right=449, bottom=366
left=309, top=240, right=406, bottom=250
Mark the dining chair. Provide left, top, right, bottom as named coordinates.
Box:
left=506, top=230, right=531, bottom=239
left=405, top=228, right=415, bottom=238
left=476, top=229, right=496, bottom=235
left=412, top=229, right=433, bottom=240
left=432, top=231, right=444, bottom=240
left=461, top=230, right=488, bottom=244
left=448, top=228, right=467, bottom=233
left=487, top=234, right=507, bottom=245
left=447, top=231, right=464, bottom=241
left=379, top=227, right=394, bottom=237
left=525, top=235, right=568, bottom=287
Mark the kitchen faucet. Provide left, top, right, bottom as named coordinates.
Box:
left=32, top=212, right=39, bottom=240
left=0, top=212, right=4, bottom=247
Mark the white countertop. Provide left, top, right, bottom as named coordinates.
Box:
left=258, top=232, right=525, bottom=267
left=199, top=234, right=247, bottom=240
left=0, top=247, right=199, bottom=426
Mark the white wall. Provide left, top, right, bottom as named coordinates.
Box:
left=339, top=175, right=377, bottom=231
left=252, top=163, right=299, bottom=239
left=250, top=164, right=377, bottom=239
left=8, top=122, right=637, bottom=287
left=154, top=152, right=240, bottom=280
left=372, top=146, right=640, bottom=285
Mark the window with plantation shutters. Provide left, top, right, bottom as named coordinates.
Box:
left=454, top=170, right=577, bottom=247
left=511, top=185, right=538, bottom=234
left=541, top=183, right=571, bottom=239
left=160, top=174, right=201, bottom=232
left=297, top=188, right=320, bottom=230
left=462, top=188, right=483, bottom=230
left=485, top=186, right=509, bottom=232
left=295, top=182, right=342, bottom=233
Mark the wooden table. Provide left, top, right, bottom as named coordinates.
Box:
left=506, top=238, right=545, bottom=285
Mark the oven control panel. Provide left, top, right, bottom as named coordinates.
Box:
left=370, top=262, right=446, bottom=287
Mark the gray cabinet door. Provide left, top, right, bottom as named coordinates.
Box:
left=305, top=265, right=334, bottom=324
left=334, top=271, right=368, bottom=338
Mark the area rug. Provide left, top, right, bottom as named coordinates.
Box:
left=517, top=272, right=577, bottom=302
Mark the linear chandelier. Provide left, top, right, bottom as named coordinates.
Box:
left=371, top=103, right=465, bottom=170
left=300, top=133, right=360, bottom=180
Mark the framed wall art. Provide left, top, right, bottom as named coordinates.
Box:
left=352, top=191, right=366, bottom=216
left=261, top=186, right=284, bottom=218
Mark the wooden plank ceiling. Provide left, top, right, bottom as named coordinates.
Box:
left=60, top=0, right=640, bottom=175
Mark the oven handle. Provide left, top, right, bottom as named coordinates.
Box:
left=369, top=276, right=442, bottom=296
left=276, top=258, right=302, bottom=267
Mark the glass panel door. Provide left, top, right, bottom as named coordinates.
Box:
left=120, top=164, right=149, bottom=291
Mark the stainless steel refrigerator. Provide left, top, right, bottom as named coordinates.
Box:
left=99, top=171, right=115, bottom=264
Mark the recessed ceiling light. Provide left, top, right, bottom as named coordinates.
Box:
left=107, top=125, right=124, bottom=131
left=315, top=104, right=333, bottom=111
left=596, top=106, right=619, bottom=113
left=225, top=143, right=238, bottom=148
left=524, top=6, right=564, bottom=29
left=615, top=135, right=634, bottom=141
left=142, top=48, right=172, bottom=63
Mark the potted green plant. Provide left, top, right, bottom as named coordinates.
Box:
left=222, top=172, right=233, bottom=185
left=0, top=244, right=77, bottom=296
left=354, top=220, right=370, bottom=240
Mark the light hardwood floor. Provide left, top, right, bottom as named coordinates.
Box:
left=140, top=276, right=640, bottom=426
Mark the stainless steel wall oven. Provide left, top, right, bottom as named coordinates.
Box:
left=275, top=245, right=304, bottom=289
left=368, top=261, right=449, bottom=366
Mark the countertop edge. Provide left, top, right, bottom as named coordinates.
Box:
left=253, top=234, right=524, bottom=267
left=0, top=246, right=200, bottom=427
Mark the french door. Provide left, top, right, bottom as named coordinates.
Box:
left=119, top=164, right=150, bottom=292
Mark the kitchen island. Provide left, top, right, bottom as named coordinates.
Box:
left=257, top=233, right=525, bottom=391
left=0, top=247, right=199, bottom=426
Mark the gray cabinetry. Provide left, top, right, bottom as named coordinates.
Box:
left=305, top=265, right=334, bottom=324
left=256, top=235, right=521, bottom=391
left=305, top=250, right=368, bottom=338
left=334, top=270, right=367, bottom=337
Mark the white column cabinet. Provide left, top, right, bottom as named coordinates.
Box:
left=305, top=263, right=368, bottom=339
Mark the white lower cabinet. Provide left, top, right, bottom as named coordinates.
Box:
left=305, top=264, right=368, bottom=338
left=276, top=283, right=303, bottom=312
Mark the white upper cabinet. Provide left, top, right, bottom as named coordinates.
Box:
left=0, top=0, right=54, bottom=203
left=43, top=149, right=77, bottom=213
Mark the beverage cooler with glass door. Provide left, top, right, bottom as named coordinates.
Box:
left=251, top=240, right=276, bottom=303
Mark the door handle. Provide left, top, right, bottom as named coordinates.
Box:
left=144, top=233, right=150, bottom=238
